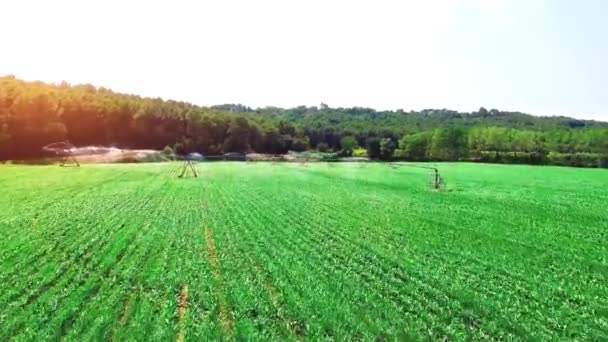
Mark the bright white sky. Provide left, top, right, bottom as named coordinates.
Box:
left=1, top=0, right=607, bottom=120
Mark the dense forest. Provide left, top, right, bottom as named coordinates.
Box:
left=1, top=75, right=607, bottom=167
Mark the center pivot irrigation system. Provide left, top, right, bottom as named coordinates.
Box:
left=39, top=139, right=445, bottom=189
left=42, top=141, right=80, bottom=167
left=388, top=163, right=445, bottom=189
left=177, top=153, right=204, bottom=178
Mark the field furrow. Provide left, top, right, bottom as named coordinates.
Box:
left=1, top=162, right=607, bottom=340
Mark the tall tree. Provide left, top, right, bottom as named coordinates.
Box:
left=366, top=137, right=381, bottom=159
left=379, top=138, right=396, bottom=160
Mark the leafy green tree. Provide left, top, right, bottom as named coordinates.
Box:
left=486, top=127, right=510, bottom=152
left=223, top=117, right=251, bottom=152
left=379, top=138, right=396, bottom=160
left=478, top=107, right=489, bottom=117
left=397, top=133, right=430, bottom=160
left=512, top=130, right=536, bottom=153
left=260, top=129, right=286, bottom=154
left=317, top=142, right=330, bottom=152
left=428, top=127, right=467, bottom=160
left=1, top=76, right=607, bottom=167
left=366, top=137, right=381, bottom=159
left=340, top=135, right=359, bottom=156
left=290, top=136, right=310, bottom=152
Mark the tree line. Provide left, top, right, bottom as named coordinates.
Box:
left=1, top=76, right=607, bottom=167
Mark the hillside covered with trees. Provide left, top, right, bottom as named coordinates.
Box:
left=1, top=76, right=607, bottom=167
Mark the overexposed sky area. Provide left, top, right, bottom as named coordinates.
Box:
left=1, top=0, right=607, bottom=120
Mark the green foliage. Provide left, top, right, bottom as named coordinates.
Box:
left=316, top=142, right=330, bottom=152
left=290, top=136, right=310, bottom=152
left=223, top=117, right=252, bottom=153
left=1, top=76, right=607, bottom=168
left=292, top=150, right=338, bottom=161
left=1, top=162, right=607, bottom=339
left=352, top=147, right=367, bottom=157
left=547, top=152, right=607, bottom=167
left=379, top=138, right=396, bottom=160
left=396, top=132, right=431, bottom=160
left=339, top=136, right=359, bottom=156
left=428, top=126, right=468, bottom=160
left=366, top=137, right=381, bottom=159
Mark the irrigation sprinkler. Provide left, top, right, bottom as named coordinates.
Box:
left=42, top=141, right=80, bottom=167
left=177, top=152, right=203, bottom=178
left=430, top=167, right=445, bottom=190
left=178, top=160, right=198, bottom=178
left=389, top=163, right=445, bottom=189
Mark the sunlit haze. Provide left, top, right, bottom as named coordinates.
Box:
left=1, top=0, right=607, bottom=120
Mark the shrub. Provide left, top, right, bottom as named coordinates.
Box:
left=317, top=142, right=330, bottom=152
left=547, top=152, right=605, bottom=167
left=352, top=147, right=367, bottom=157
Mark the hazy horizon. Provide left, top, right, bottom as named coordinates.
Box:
left=1, top=0, right=607, bottom=121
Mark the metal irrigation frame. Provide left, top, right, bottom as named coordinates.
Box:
left=42, top=141, right=81, bottom=167
left=388, top=163, right=444, bottom=189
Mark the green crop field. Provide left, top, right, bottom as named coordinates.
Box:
left=0, top=162, right=607, bottom=340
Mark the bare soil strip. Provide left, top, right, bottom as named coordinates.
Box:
left=204, top=226, right=234, bottom=339
left=176, top=285, right=189, bottom=342
left=117, top=295, right=136, bottom=330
